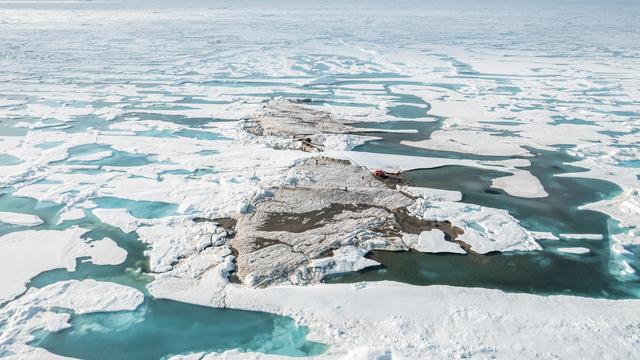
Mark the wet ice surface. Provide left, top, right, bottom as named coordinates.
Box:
left=0, top=0, right=639, bottom=358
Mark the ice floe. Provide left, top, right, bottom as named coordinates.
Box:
left=559, top=233, right=604, bottom=241
left=410, top=200, right=541, bottom=254
left=0, top=227, right=127, bottom=303
left=557, top=247, right=591, bottom=255
left=0, top=212, right=43, bottom=227
left=92, top=208, right=140, bottom=234
left=402, top=230, right=466, bottom=254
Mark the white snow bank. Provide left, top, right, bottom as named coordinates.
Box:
left=0, top=212, right=44, bottom=227
left=403, top=230, right=466, bottom=254
left=0, top=227, right=128, bottom=303
left=222, top=281, right=640, bottom=359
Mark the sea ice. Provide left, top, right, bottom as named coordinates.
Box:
left=410, top=200, right=541, bottom=254
left=136, top=218, right=227, bottom=273
left=557, top=247, right=591, bottom=255
left=219, top=281, right=640, bottom=359
left=0, top=212, right=43, bottom=227
left=559, top=233, right=604, bottom=241
left=93, top=208, right=140, bottom=234
left=529, top=231, right=560, bottom=241
left=0, top=227, right=127, bottom=303
left=402, top=230, right=466, bottom=254
left=67, top=150, right=113, bottom=163
left=0, top=280, right=143, bottom=357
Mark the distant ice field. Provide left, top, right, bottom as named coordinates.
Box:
left=0, top=0, right=639, bottom=358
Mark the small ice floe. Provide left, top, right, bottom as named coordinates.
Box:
left=68, top=150, right=113, bottom=162
left=559, top=233, right=604, bottom=240
left=491, top=171, right=549, bottom=199
left=57, top=208, right=87, bottom=224
left=403, top=229, right=466, bottom=254
left=93, top=208, right=140, bottom=233
left=0, top=211, right=44, bottom=226
left=85, top=238, right=128, bottom=265
left=557, top=247, right=591, bottom=255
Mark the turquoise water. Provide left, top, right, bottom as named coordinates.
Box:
left=34, top=141, right=65, bottom=150
left=30, top=300, right=325, bottom=360
left=62, top=144, right=152, bottom=167
left=127, top=112, right=233, bottom=126
left=0, top=154, right=23, bottom=166
left=136, top=128, right=230, bottom=141
left=0, top=189, right=64, bottom=235
left=387, top=105, right=429, bottom=119
left=619, top=159, right=640, bottom=168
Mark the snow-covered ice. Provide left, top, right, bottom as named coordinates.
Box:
left=410, top=200, right=542, bottom=254
left=0, top=227, right=127, bottom=303
left=557, top=247, right=591, bottom=255
left=403, top=230, right=466, bottom=254
left=559, top=234, right=604, bottom=241
left=0, top=212, right=43, bottom=227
